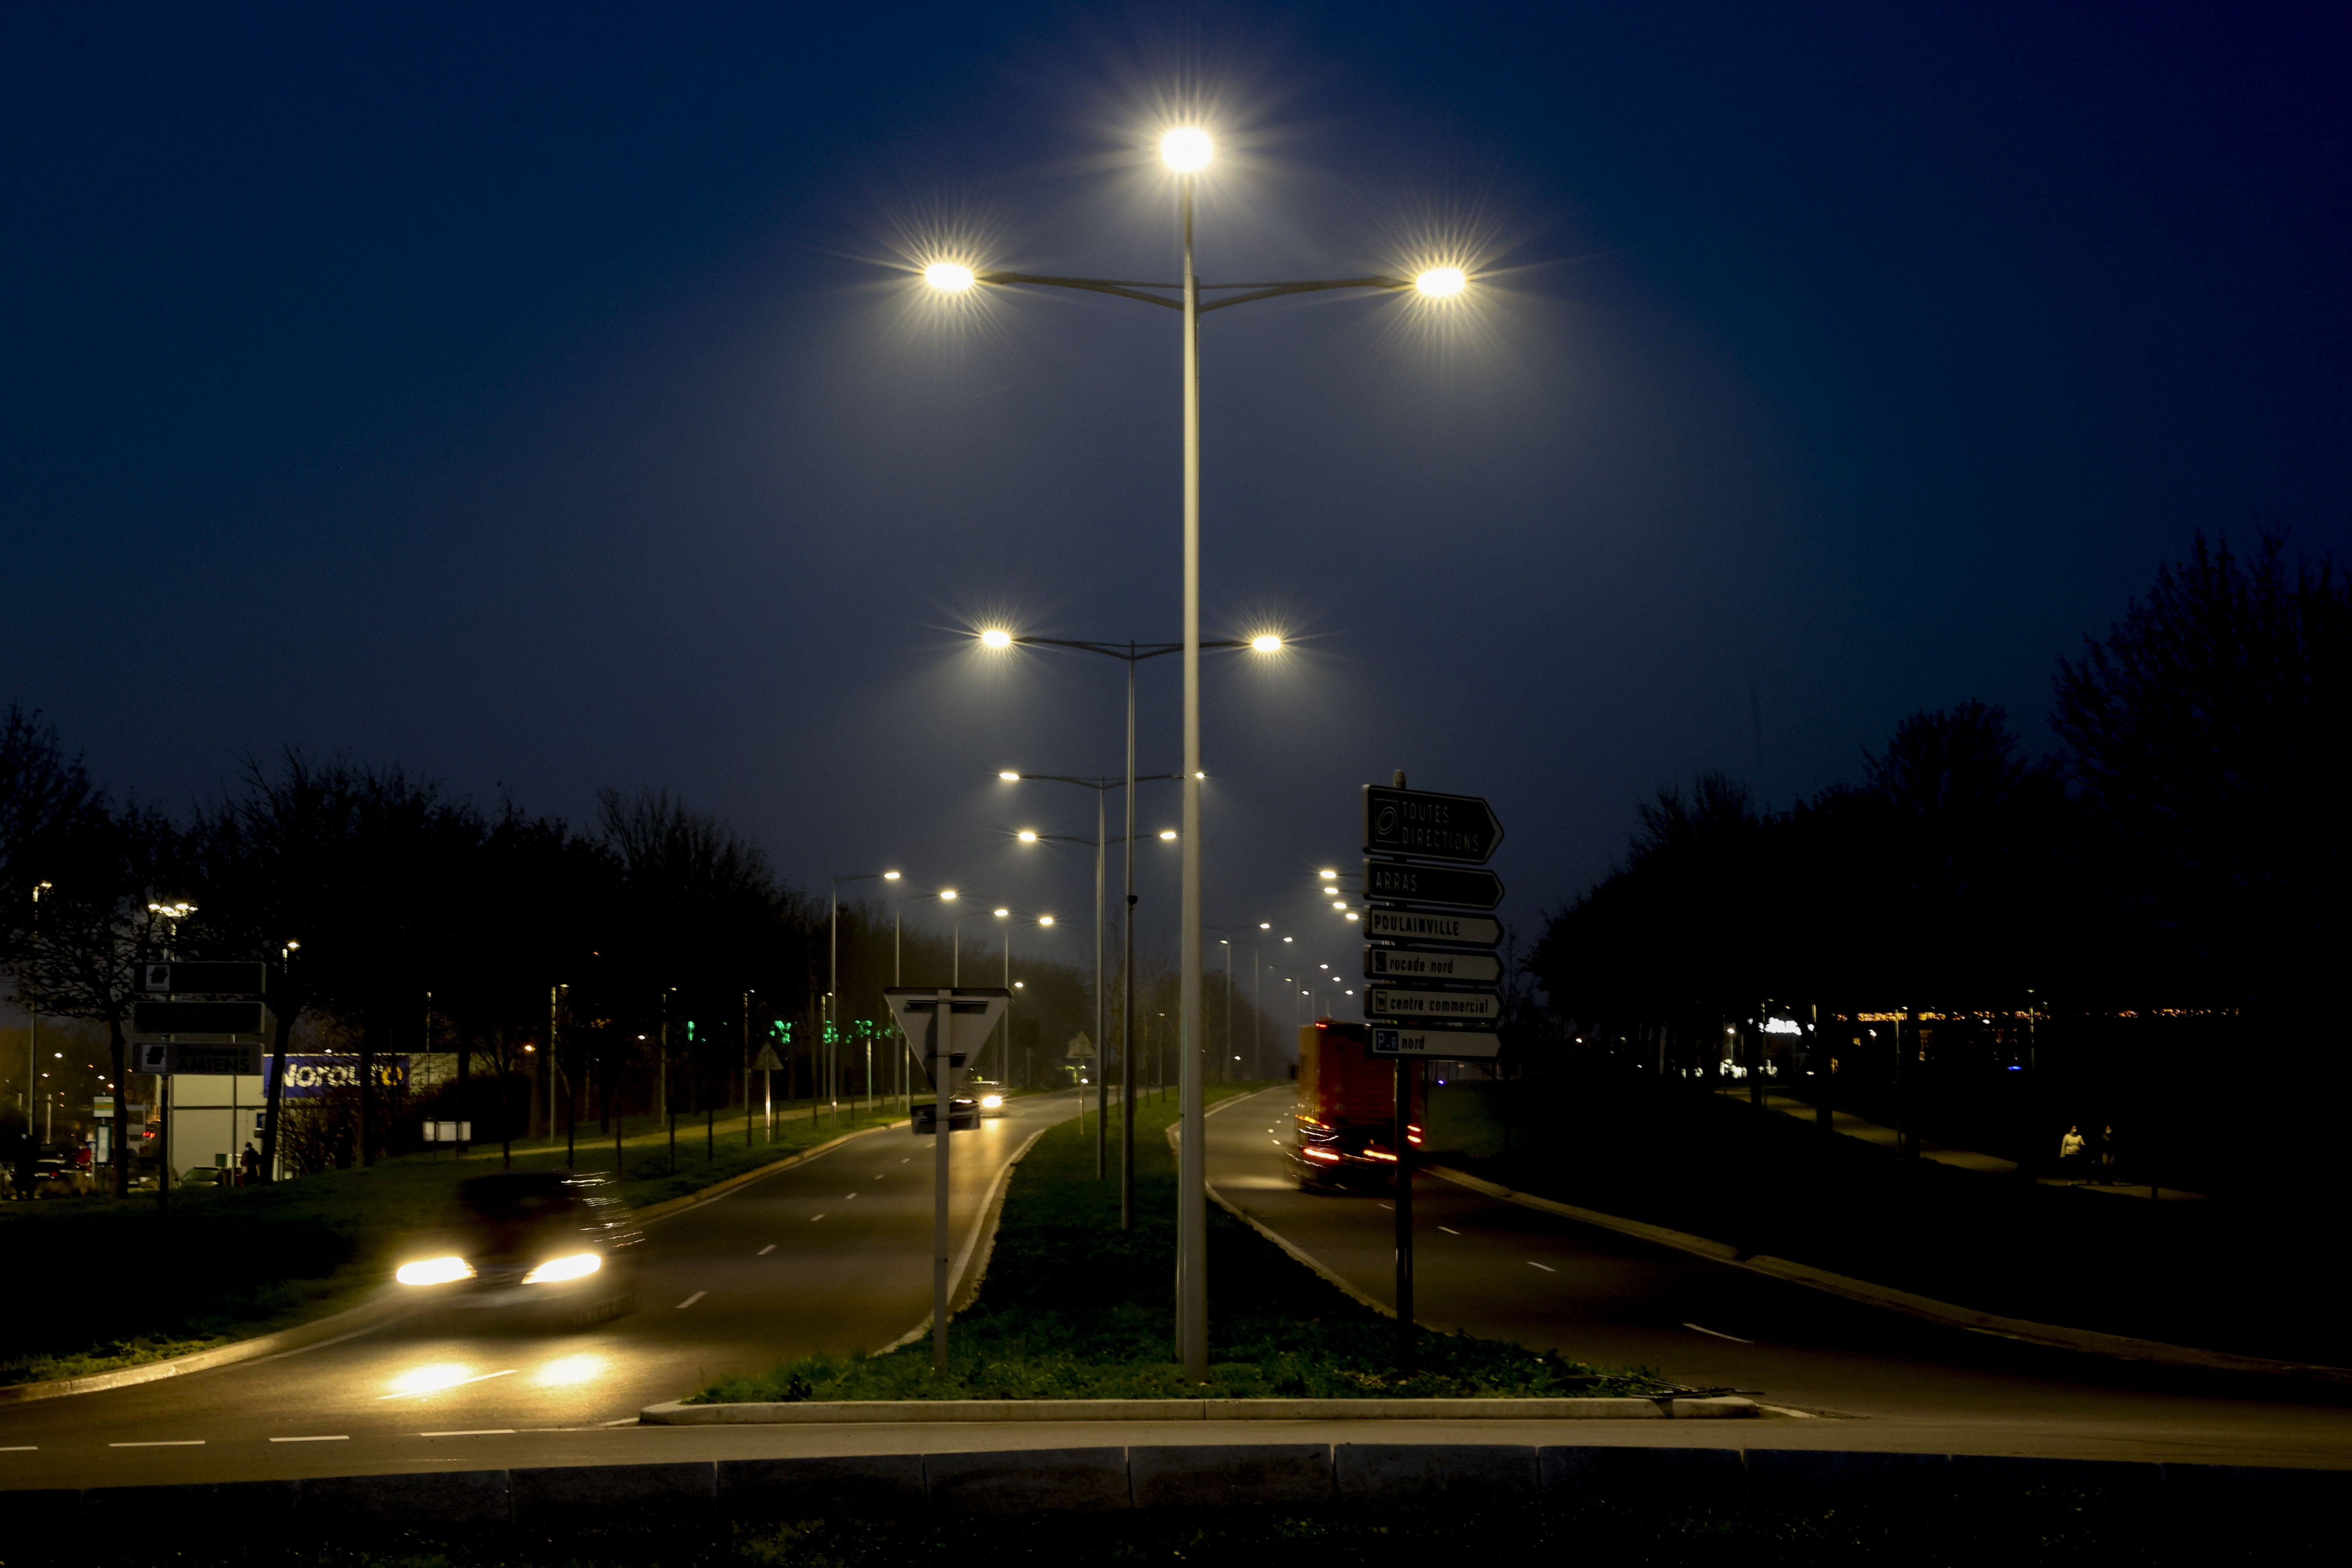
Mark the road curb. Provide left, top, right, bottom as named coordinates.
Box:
left=639, top=1396, right=1759, bottom=1423
left=634, top=1118, right=905, bottom=1226
left=17, top=1444, right=2345, bottom=1522
left=1423, top=1164, right=2352, bottom=1388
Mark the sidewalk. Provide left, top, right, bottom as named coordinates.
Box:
left=1713, top=1089, right=2208, bottom=1200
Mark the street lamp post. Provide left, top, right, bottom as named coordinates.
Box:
left=830, top=871, right=901, bottom=1124
left=928, top=129, right=1473, bottom=1376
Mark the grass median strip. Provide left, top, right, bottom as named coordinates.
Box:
left=692, top=1084, right=1675, bottom=1404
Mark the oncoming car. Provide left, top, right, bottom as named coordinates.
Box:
left=969, top=1080, right=1010, bottom=1118
left=394, top=1170, right=643, bottom=1328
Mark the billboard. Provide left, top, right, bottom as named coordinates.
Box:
left=262, top=1054, right=411, bottom=1099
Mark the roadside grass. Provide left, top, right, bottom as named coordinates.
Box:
left=0, top=1096, right=912, bottom=1389
left=693, top=1085, right=1674, bottom=1403
left=28, top=1487, right=2272, bottom=1566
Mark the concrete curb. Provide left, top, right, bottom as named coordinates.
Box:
left=1425, top=1164, right=2352, bottom=1388
left=0, top=1118, right=906, bottom=1406
left=26, top=1444, right=2347, bottom=1525
left=640, top=1396, right=1759, bottom=1423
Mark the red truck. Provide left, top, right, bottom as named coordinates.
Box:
left=1286, top=1019, right=1423, bottom=1193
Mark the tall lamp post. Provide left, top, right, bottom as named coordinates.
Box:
left=830, top=871, right=901, bottom=1120
left=925, top=128, right=1474, bottom=1378
left=1004, top=772, right=1173, bottom=1186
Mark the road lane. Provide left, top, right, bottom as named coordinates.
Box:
left=1206, top=1087, right=2352, bottom=1462
left=0, top=1091, right=1081, bottom=1489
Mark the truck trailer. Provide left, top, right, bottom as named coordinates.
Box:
left=1286, top=1019, right=1423, bottom=1192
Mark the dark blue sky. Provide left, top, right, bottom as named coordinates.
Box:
left=6, top=1, right=2347, bottom=1003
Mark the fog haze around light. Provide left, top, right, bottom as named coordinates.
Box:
left=5, top=3, right=2349, bottom=1014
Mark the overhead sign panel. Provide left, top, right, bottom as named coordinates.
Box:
left=130, top=1000, right=266, bottom=1036
left=1371, top=1026, right=1503, bottom=1060
left=1361, top=909, right=1502, bottom=948
left=141, top=962, right=266, bottom=995
left=1366, top=986, right=1502, bottom=1022
left=1362, top=786, right=1505, bottom=865
left=1361, top=860, right=1504, bottom=910
left=1364, top=946, right=1502, bottom=985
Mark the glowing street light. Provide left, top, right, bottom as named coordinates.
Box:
left=1158, top=829, right=1178, bottom=841
left=925, top=263, right=977, bottom=292
left=1017, top=830, right=1039, bottom=843
left=1250, top=634, right=1283, bottom=652
left=979, top=628, right=1013, bottom=649
left=1413, top=266, right=1469, bottom=297
left=1160, top=127, right=1213, bottom=172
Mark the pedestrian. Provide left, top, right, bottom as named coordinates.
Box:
left=2098, top=1125, right=2117, bottom=1185
left=2058, top=1124, right=2086, bottom=1178
left=238, top=1141, right=261, bottom=1186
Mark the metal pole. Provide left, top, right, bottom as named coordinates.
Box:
left=1122, top=655, right=1137, bottom=1230
left=1223, top=943, right=1233, bottom=1082
left=1395, top=1054, right=1415, bottom=1366
left=1176, top=169, right=1209, bottom=1380
left=931, top=991, right=953, bottom=1370
left=1094, top=788, right=1106, bottom=1170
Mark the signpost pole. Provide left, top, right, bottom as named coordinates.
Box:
left=1394, top=1053, right=1414, bottom=1369
left=933, top=990, right=953, bottom=1371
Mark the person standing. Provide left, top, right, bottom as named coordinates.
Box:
left=2059, top=1124, right=2086, bottom=1179
left=2098, top=1124, right=2118, bottom=1185
left=238, top=1141, right=261, bottom=1186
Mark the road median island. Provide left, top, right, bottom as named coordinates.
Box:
left=0, top=1100, right=908, bottom=1399
left=676, top=1083, right=1705, bottom=1413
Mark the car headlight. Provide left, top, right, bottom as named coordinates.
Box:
left=980, top=1094, right=1003, bottom=1109
left=522, top=1253, right=602, bottom=1284
left=395, top=1256, right=474, bottom=1286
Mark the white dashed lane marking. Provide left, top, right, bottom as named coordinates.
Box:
left=422, top=1429, right=515, bottom=1437
left=1526, top=1262, right=1556, bottom=1273
left=676, top=1291, right=707, bottom=1309
left=757, top=1244, right=776, bottom=1255
left=270, top=1436, right=347, bottom=1443
left=0, top=1446, right=36, bottom=1453
left=812, top=1213, right=826, bottom=1222
left=1683, top=1323, right=1754, bottom=1343
left=1438, top=1226, right=1461, bottom=1235
left=110, top=1441, right=203, bottom=1447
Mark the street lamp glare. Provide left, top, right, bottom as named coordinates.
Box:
left=1413, top=266, right=1469, bottom=297
left=883, top=870, right=901, bottom=880
left=1259, top=922, right=1271, bottom=930
left=979, top=628, right=1014, bottom=649
left=1038, top=916, right=1055, bottom=927
left=1318, top=869, right=1338, bottom=879
left=1160, top=127, right=1213, bottom=172
left=925, top=263, right=977, bottom=292
left=941, top=889, right=958, bottom=901
left=1250, top=634, right=1283, bottom=652
left=1017, top=830, right=1039, bottom=843
left=999, top=770, right=1020, bottom=781
left=1158, top=829, right=1178, bottom=841
left=994, top=907, right=1010, bottom=918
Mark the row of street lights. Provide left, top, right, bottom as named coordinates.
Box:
left=917, top=125, right=1476, bottom=1378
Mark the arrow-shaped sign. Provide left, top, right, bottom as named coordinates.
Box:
left=1361, top=910, right=1502, bottom=947
left=1364, top=946, right=1503, bottom=984
left=1371, top=1026, right=1502, bottom=1060
left=1366, top=986, right=1502, bottom=1022
left=1362, top=785, right=1505, bottom=865
left=1361, top=860, right=1505, bottom=910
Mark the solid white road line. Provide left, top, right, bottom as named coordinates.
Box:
left=109, top=1440, right=203, bottom=1447
left=757, top=1243, right=776, bottom=1255
left=812, top=1213, right=826, bottom=1222
left=599, top=1417, right=639, bottom=1427
left=0, top=1446, right=37, bottom=1452
left=845, top=1191, right=858, bottom=1198
left=270, top=1436, right=348, bottom=1443
left=1438, top=1226, right=1461, bottom=1235
left=421, top=1429, right=516, bottom=1437
left=1526, top=1261, right=1556, bottom=1273
left=1683, top=1322, right=1755, bottom=1343
left=376, top=1369, right=516, bottom=1400
left=676, top=1291, right=707, bottom=1309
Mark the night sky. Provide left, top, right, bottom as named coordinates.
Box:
left=6, top=2, right=2347, bottom=1011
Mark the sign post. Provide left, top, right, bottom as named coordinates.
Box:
left=1360, top=773, right=1508, bottom=1370
left=886, top=987, right=1010, bottom=1371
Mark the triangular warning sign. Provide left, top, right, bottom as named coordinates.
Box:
left=1065, top=1032, right=1096, bottom=1060
left=752, top=1044, right=784, bottom=1072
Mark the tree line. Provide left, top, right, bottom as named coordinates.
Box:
left=1529, top=531, right=2347, bottom=1176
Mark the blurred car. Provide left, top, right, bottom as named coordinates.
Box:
left=31, top=1158, right=92, bottom=1198
left=911, top=1097, right=979, bottom=1133
left=968, top=1081, right=1010, bottom=1118
left=393, top=1170, right=643, bottom=1328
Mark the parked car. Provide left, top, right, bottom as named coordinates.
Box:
left=179, top=1166, right=227, bottom=1188
left=393, top=1170, right=643, bottom=1329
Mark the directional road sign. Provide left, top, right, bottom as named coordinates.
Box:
left=1362, top=909, right=1502, bottom=947
left=134, top=1041, right=265, bottom=1076
left=141, top=961, right=266, bottom=995
left=1364, top=946, right=1503, bottom=984
left=1371, top=1026, right=1503, bottom=1060
left=1361, top=860, right=1505, bottom=910
left=1362, top=785, right=1505, bottom=865
left=130, top=1000, right=266, bottom=1036
left=1365, top=986, right=1502, bottom=1023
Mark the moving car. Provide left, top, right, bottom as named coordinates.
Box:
left=393, top=1170, right=643, bottom=1328
left=912, top=1097, right=979, bottom=1133
left=968, top=1079, right=1010, bottom=1118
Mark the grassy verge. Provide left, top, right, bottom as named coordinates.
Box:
left=693, top=1085, right=1672, bottom=1403
left=24, top=1487, right=2286, bottom=1566
left=0, top=1097, right=905, bottom=1388
left=1433, top=1078, right=2351, bottom=1367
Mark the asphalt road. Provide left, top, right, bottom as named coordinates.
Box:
left=1204, top=1087, right=2352, bottom=1467
left=0, top=1090, right=1085, bottom=1490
